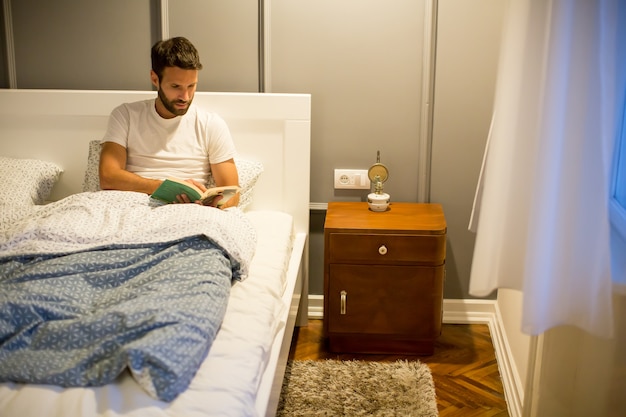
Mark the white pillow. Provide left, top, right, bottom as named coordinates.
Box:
left=0, top=156, right=63, bottom=205
left=205, top=158, right=264, bottom=210
left=82, top=140, right=102, bottom=193
left=83, top=140, right=263, bottom=210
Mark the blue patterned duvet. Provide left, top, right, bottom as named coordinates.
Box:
left=0, top=191, right=257, bottom=402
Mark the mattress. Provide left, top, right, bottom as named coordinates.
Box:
left=0, top=209, right=295, bottom=417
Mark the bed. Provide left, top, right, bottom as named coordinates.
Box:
left=0, top=89, right=311, bottom=417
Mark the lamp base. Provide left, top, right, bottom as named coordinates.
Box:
left=367, top=192, right=390, bottom=212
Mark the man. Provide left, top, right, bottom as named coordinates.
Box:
left=99, top=36, right=239, bottom=208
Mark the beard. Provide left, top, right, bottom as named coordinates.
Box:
left=157, top=87, right=193, bottom=117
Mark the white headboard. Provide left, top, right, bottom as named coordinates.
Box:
left=0, top=89, right=311, bottom=235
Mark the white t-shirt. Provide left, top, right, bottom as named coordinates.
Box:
left=101, top=99, right=237, bottom=183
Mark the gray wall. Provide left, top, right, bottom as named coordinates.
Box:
left=10, top=0, right=156, bottom=90
left=270, top=0, right=427, bottom=204
left=168, top=0, right=259, bottom=92
left=269, top=0, right=429, bottom=295
left=0, top=4, right=7, bottom=88
left=1, top=0, right=507, bottom=300
left=4, top=0, right=258, bottom=91
left=430, top=0, right=507, bottom=298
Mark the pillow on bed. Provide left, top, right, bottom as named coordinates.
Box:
left=83, top=140, right=263, bottom=210
left=205, top=158, right=264, bottom=210
left=82, top=140, right=102, bottom=193
left=0, top=156, right=63, bottom=205
left=237, top=159, right=264, bottom=209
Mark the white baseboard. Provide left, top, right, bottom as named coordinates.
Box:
left=304, top=295, right=521, bottom=417
left=306, top=295, right=324, bottom=318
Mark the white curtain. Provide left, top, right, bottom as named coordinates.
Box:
left=469, top=0, right=624, bottom=338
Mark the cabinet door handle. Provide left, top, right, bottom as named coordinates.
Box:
left=340, top=290, right=347, bottom=315
left=378, top=245, right=388, bottom=255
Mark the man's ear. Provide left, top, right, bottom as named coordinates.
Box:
left=150, top=70, right=159, bottom=89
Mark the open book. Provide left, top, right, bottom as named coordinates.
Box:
left=151, top=178, right=240, bottom=207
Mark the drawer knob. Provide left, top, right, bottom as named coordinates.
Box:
left=378, top=245, right=388, bottom=255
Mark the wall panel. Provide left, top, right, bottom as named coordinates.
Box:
left=168, top=0, right=259, bottom=92
left=11, top=0, right=154, bottom=90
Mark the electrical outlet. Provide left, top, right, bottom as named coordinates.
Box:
left=334, top=169, right=370, bottom=189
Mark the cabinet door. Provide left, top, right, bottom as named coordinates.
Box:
left=327, top=264, right=443, bottom=339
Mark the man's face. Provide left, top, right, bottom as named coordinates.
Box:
left=151, top=66, right=199, bottom=119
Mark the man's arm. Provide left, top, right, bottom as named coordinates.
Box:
left=99, top=142, right=162, bottom=194
left=210, top=158, right=240, bottom=208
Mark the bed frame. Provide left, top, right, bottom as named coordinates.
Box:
left=0, top=89, right=311, bottom=417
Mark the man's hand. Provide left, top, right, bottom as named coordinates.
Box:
left=213, top=190, right=240, bottom=209
left=175, top=179, right=208, bottom=204
left=175, top=179, right=235, bottom=209
left=209, top=158, right=240, bottom=209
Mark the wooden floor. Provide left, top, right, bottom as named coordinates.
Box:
left=287, top=319, right=509, bottom=417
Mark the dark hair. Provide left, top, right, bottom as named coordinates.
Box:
left=151, top=37, right=203, bottom=80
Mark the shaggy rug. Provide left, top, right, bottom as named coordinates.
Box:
left=277, top=359, right=438, bottom=416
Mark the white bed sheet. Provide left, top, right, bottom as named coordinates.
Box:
left=0, top=210, right=295, bottom=417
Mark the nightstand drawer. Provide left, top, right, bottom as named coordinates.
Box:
left=328, top=233, right=445, bottom=265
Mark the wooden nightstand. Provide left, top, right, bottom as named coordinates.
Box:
left=323, top=202, right=446, bottom=355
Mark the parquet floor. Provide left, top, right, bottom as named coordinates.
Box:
left=287, top=319, right=509, bottom=416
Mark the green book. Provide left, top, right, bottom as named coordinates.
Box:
left=151, top=178, right=240, bottom=207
